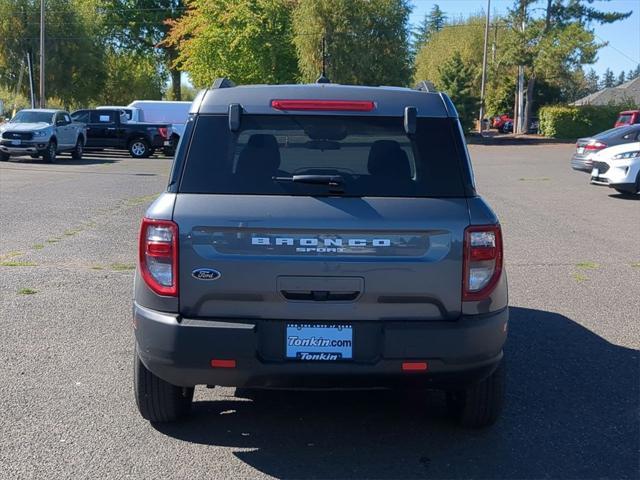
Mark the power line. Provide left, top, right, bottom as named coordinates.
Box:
left=594, top=34, right=640, bottom=66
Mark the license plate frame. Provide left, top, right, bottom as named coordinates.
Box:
left=286, top=323, right=353, bottom=361
left=577, top=147, right=585, bottom=155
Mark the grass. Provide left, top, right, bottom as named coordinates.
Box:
left=46, top=238, right=60, bottom=244
left=576, top=261, right=599, bottom=270
left=0, top=260, right=37, bottom=267
left=64, top=229, right=80, bottom=236
left=631, top=262, right=640, bottom=268
left=111, top=262, right=135, bottom=271
left=518, top=177, right=550, bottom=181
left=32, top=244, right=45, bottom=250
left=18, top=288, right=37, bottom=295
left=91, top=265, right=105, bottom=270
left=124, top=194, right=158, bottom=207
left=0, top=251, right=23, bottom=260
left=571, top=272, right=589, bottom=283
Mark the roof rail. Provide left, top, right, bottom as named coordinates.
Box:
left=415, top=81, right=437, bottom=93
left=211, top=78, right=236, bottom=89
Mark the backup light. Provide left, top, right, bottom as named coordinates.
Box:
left=270, top=99, right=375, bottom=112
left=139, top=218, right=178, bottom=296
left=463, top=225, right=503, bottom=301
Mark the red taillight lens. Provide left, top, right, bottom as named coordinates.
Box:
left=139, top=218, right=178, bottom=296
left=270, top=99, right=375, bottom=112
left=584, top=141, right=606, bottom=151
left=158, top=127, right=168, bottom=139
left=463, top=225, right=503, bottom=302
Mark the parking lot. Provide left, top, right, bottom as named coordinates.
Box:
left=1, top=144, right=638, bottom=479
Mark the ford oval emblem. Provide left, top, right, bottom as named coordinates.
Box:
left=192, top=268, right=221, bottom=281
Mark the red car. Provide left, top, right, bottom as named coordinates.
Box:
left=492, top=114, right=512, bottom=130
left=614, top=110, right=640, bottom=128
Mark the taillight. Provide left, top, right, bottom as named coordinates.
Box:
left=270, top=99, right=375, bottom=111
left=463, top=225, right=503, bottom=302
left=584, top=141, right=606, bottom=151
left=158, top=127, right=168, bottom=139
left=139, top=218, right=178, bottom=296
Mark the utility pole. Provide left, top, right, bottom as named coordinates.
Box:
left=478, top=0, right=491, bottom=134
left=515, top=2, right=526, bottom=134
left=26, top=51, right=36, bottom=108
left=39, top=0, right=45, bottom=108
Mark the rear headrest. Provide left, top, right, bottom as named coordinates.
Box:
left=367, top=140, right=411, bottom=179
left=236, top=134, right=281, bottom=176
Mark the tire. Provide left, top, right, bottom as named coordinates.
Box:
left=42, top=141, right=57, bottom=163
left=134, top=345, right=194, bottom=422
left=129, top=138, right=151, bottom=158
left=446, top=359, right=506, bottom=428
left=0, top=152, right=9, bottom=162
left=71, top=137, right=83, bottom=160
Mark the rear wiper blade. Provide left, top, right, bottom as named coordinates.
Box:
left=273, top=175, right=344, bottom=191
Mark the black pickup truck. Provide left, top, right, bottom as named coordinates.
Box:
left=70, top=109, right=170, bottom=158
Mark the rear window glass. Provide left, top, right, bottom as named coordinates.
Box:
left=179, top=115, right=467, bottom=197
left=617, top=114, right=632, bottom=124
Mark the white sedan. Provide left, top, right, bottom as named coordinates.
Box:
left=590, top=142, right=640, bottom=195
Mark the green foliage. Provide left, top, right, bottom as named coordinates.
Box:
left=167, top=0, right=298, bottom=87
left=95, top=50, right=165, bottom=105
left=414, top=17, right=485, bottom=89
left=539, top=104, right=638, bottom=139
left=438, top=52, right=479, bottom=132
left=293, top=0, right=412, bottom=86
left=601, top=68, right=615, bottom=88
left=0, top=0, right=106, bottom=107
left=412, top=4, right=446, bottom=52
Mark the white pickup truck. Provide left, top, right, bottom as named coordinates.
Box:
left=98, top=100, right=191, bottom=156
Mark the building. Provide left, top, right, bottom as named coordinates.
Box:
left=571, top=76, right=640, bottom=106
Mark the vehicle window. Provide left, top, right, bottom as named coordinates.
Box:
left=10, top=111, right=54, bottom=123
left=617, top=114, right=632, bottom=125
left=63, top=114, right=71, bottom=124
left=71, top=111, right=90, bottom=123
left=121, top=109, right=133, bottom=121
left=180, top=115, right=467, bottom=197
left=90, top=111, right=115, bottom=123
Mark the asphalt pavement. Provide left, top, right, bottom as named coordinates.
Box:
left=0, top=145, right=638, bottom=479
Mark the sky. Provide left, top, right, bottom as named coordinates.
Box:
left=408, top=0, right=640, bottom=79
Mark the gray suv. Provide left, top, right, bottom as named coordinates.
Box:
left=133, top=80, right=508, bottom=428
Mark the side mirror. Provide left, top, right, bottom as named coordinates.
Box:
left=404, top=106, right=417, bottom=135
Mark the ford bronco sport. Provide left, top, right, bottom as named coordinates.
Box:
left=133, top=79, right=508, bottom=428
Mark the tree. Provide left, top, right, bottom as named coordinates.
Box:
left=100, top=0, right=185, bottom=100
left=166, top=0, right=299, bottom=87
left=616, top=70, right=626, bottom=86
left=601, top=68, right=615, bottom=88
left=95, top=50, right=165, bottom=105
left=412, top=4, right=446, bottom=52
left=293, top=0, right=412, bottom=86
left=414, top=16, right=485, bottom=87
left=438, top=51, right=479, bottom=132
left=584, top=68, right=599, bottom=94
left=502, top=0, right=630, bottom=132
left=0, top=0, right=106, bottom=108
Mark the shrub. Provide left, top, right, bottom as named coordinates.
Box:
left=539, top=104, right=637, bottom=139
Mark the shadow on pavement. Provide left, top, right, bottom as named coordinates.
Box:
left=608, top=193, right=640, bottom=201
left=153, top=307, right=639, bottom=479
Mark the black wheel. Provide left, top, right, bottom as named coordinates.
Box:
left=129, top=138, right=151, bottom=158
left=0, top=152, right=9, bottom=162
left=71, top=137, right=83, bottom=160
left=446, top=359, right=505, bottom=428
left=134, top=345, right=194, bottom=422
left=42, top=141, right=57, bottom=163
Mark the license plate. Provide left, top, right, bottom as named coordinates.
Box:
left=592, top=168, right=599, bottom=177
left=577, top=147, right=584, bottom=154
left=11, top=140, right=21, bottom=145
left=286, top=323, right=352, bottom=361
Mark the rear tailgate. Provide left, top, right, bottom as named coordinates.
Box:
left=175, top=195, right=468, bottom=321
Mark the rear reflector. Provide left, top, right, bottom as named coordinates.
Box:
left=271, top=99, right=375, bottom=112
left=211, top=359, right=236, bottom=368
left=402, top=361, right=428, bottom=371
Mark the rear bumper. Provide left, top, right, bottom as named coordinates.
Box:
left=134, top=303, right=508, bottom=389
left=571, top=155, right=592, bottom=172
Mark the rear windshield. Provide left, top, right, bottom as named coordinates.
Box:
left=617, top=114, right=632, bottom=125
left=179, top=115, right=468, bottom=197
